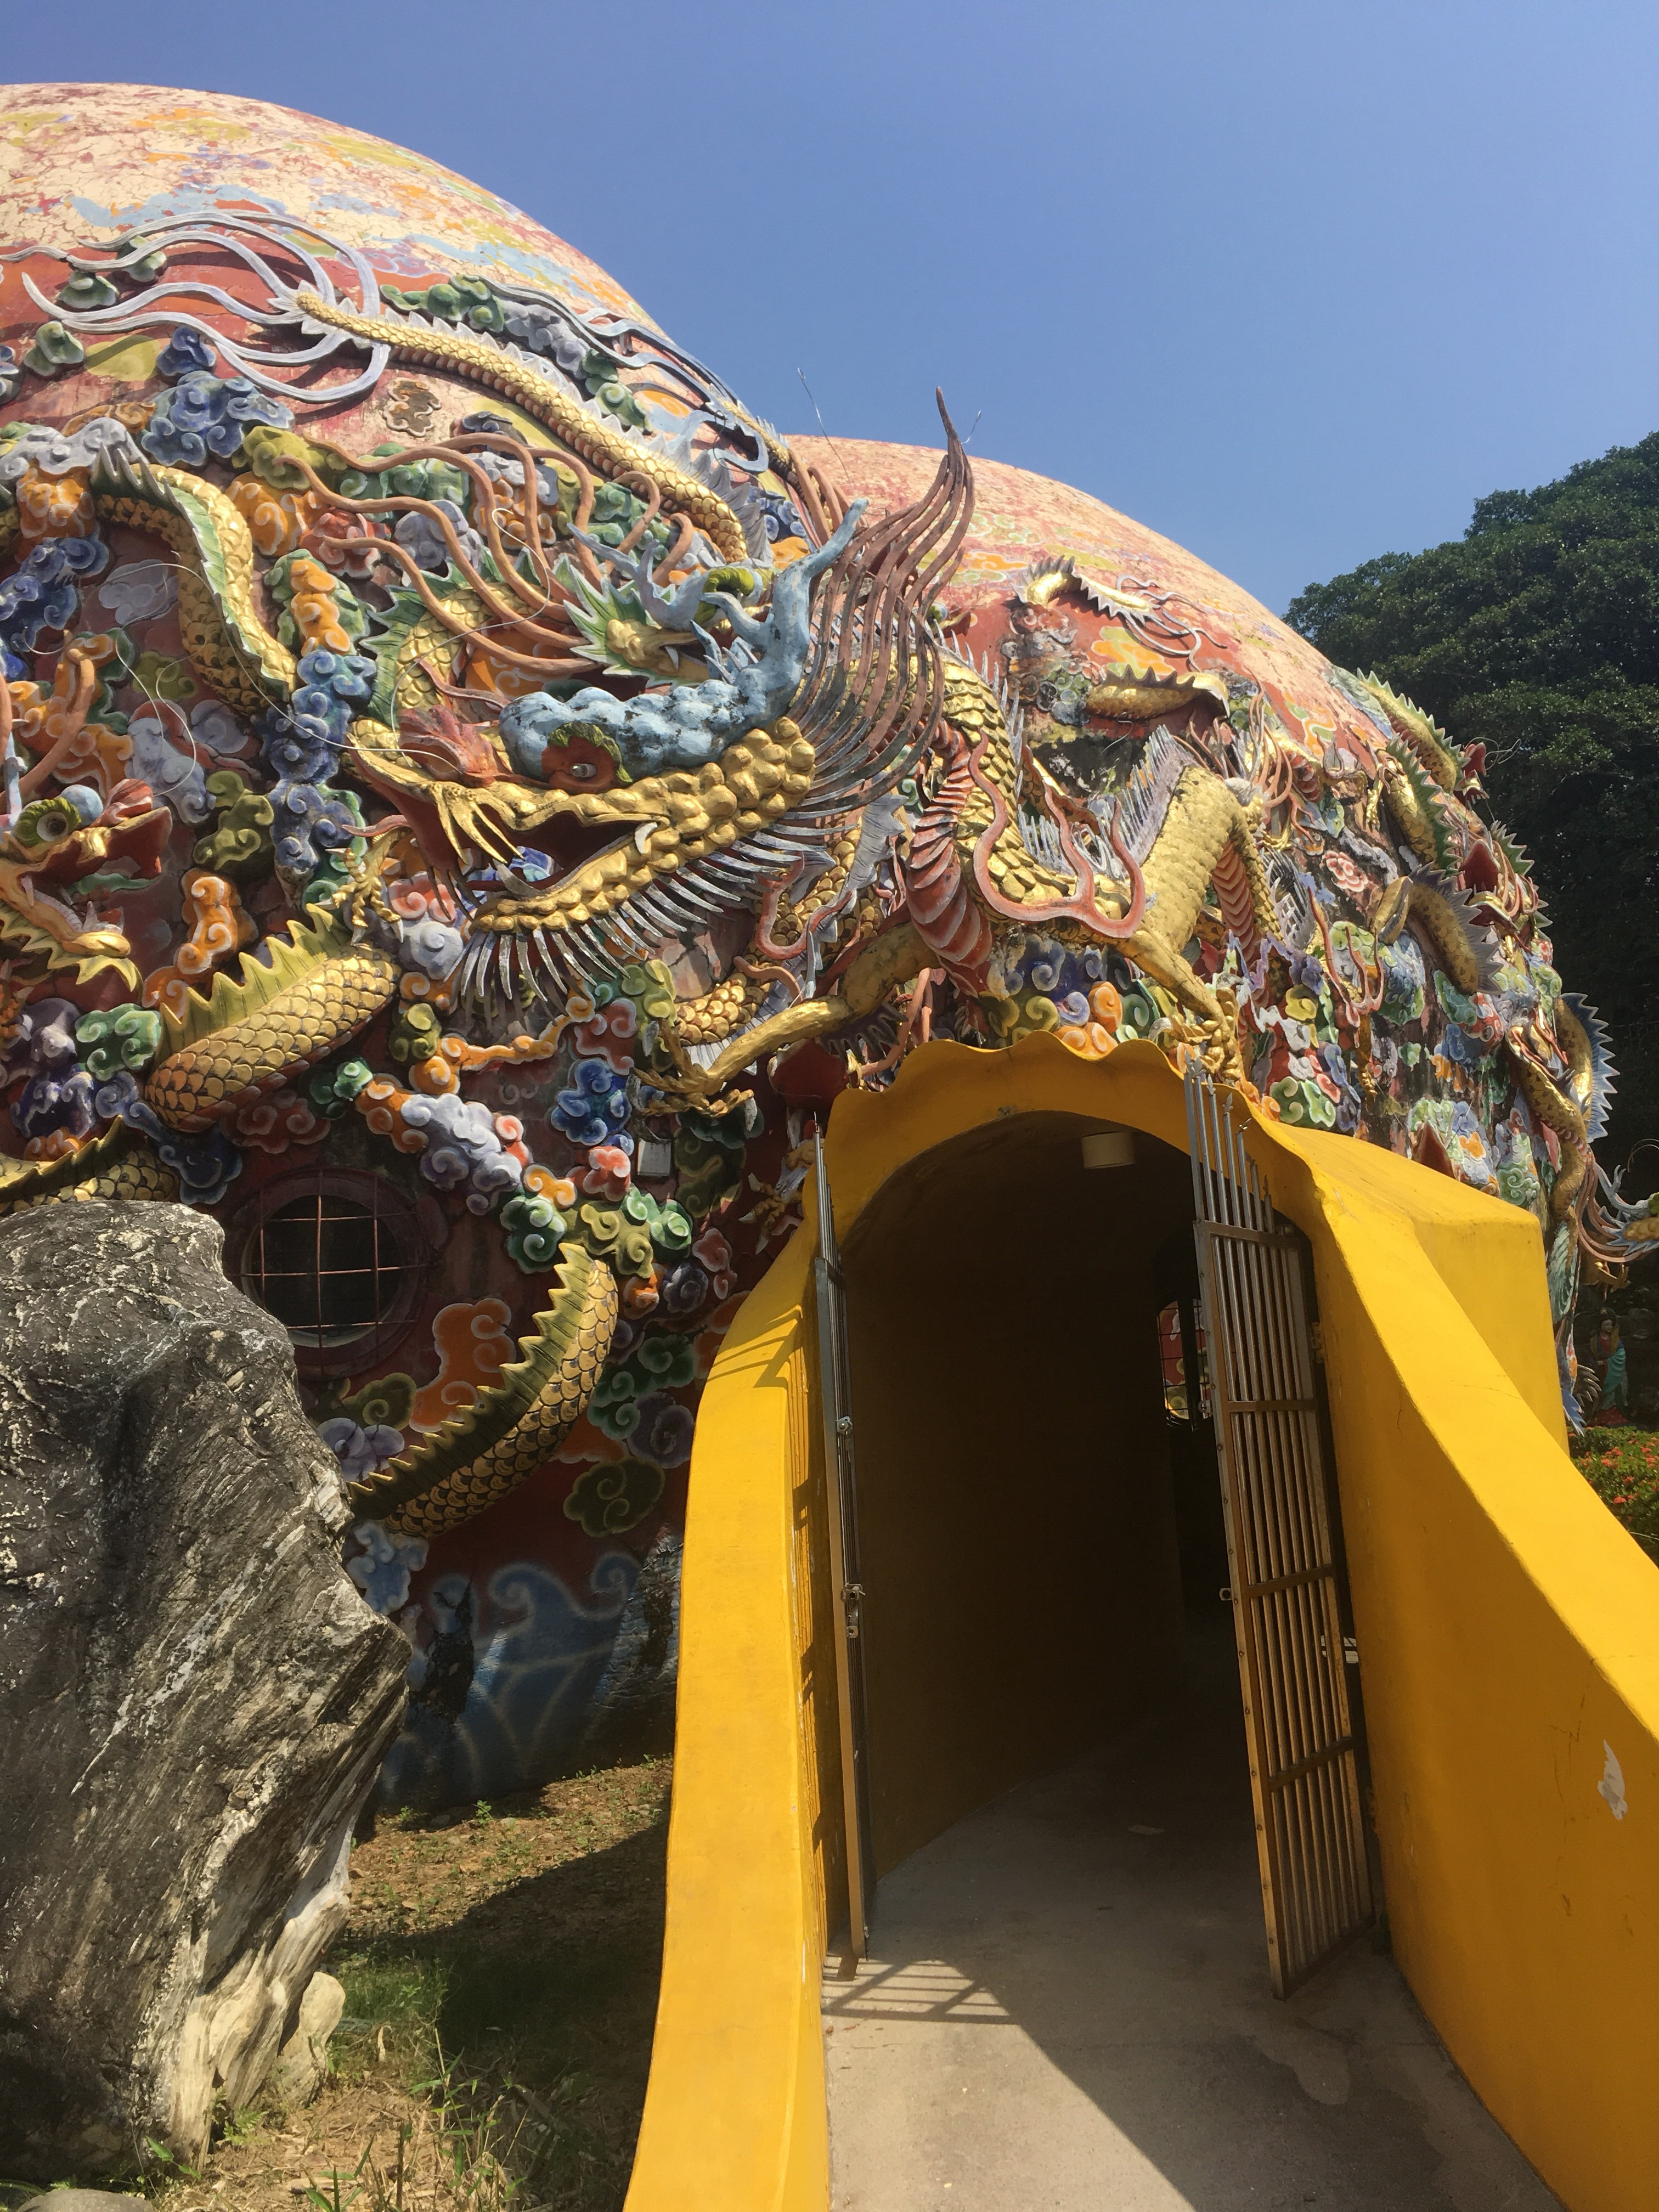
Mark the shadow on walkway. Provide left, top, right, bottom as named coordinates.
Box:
left=824, top=1613, right=1561, bottom=2212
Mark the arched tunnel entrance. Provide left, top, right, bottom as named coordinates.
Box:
left=627, top=1039, right=1654, bottom=2212
left=818, top=1105, right=1562, bottom=2211
left=836, top=1110, right=1221, bottom=1875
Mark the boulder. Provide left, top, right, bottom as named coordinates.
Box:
left=0, top=1201, right=408, bottom=2183
left=577, top=1528, right=681, bottom=1768
left=264, top=1968, right=346, bottom=2108
left=14, top=2196, right=146, bottom=2210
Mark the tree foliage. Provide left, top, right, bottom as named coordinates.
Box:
left=1286, top=433, right=1659, bottom=1167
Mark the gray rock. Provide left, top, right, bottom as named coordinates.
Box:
left=264, top=1968, right=346, bottom=2107
left=15, top=2194, right=146, bottom=2210
left=576, top=1527, right=680, bottom=1770
left=0, top=1202, right=408, bottom=2182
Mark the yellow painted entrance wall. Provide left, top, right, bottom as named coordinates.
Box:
left=624, top=1035, right=1659, bottom=2212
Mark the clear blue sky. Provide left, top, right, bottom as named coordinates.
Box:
left=8, top=0, right=1657, bottom=612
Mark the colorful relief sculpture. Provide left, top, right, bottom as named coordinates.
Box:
left=0, top=84, right=1649, bottom=1803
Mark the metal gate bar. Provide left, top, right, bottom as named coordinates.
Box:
left=1186, top=1068, right=1373, bottom=1993
left=812, top=1134, right=873, bottom=1964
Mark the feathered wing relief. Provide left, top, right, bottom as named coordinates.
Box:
left=789, top=394, right=975, bottom=811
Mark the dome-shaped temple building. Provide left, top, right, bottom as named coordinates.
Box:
left=0, top=81, right=1654, bottom=2212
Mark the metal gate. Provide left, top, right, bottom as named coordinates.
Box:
left=1185, top=1069, right=1374, bottom=1994
left=812, top=1134, right=874, bottom=1962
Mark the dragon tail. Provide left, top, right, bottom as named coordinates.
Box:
left=348, top=1241, right=620, bottom=1538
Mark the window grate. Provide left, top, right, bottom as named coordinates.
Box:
left=244, top=1192, right=411, bottom=1350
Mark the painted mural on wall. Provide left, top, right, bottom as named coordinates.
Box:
left=0, top=85, right=1650, bottom=1806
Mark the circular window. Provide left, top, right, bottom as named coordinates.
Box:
left=235, top=1172, right=430, bottom=1369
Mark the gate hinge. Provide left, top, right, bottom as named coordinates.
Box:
left=1310, top=1320, right=1326, bottom=1363
left=1343, top=1634, right=1360, bottom=1666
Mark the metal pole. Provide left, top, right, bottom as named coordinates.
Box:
left=814, top=1133, right=870, bottom=1966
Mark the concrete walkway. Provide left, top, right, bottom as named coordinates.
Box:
left=824, top=1621, right=1561, bottom=2211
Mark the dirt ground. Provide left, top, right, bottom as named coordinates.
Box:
left=158, top=1758, right=672, bottom=2211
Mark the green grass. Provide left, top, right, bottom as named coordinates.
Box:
left=326, top=1929, right=661, bottom=2205
left=320, top=1763, right=672, bottom=2209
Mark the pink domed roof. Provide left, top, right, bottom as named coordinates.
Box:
left=0, top=82, right=647, bottom=323
left=790, top=435, right=1380, bottom=770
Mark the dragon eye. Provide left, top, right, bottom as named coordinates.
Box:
left=540, top=738, right=617, bottom=793
left=13, top=798, right=78, bottom=848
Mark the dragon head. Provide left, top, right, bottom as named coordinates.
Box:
left=341, top=433, right=968, bottom=1014
left=349, top=707, right=820, bottom=1003
left=0, top=780, right=169, bottom=984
